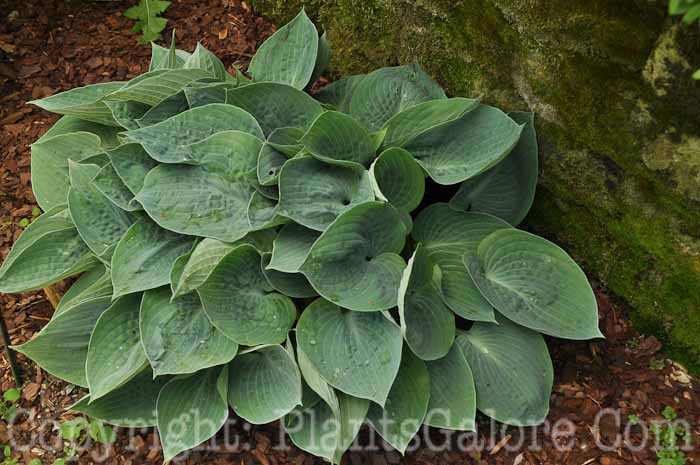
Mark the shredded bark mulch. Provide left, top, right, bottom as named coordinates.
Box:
left=0, top=1, right=698, bottom=464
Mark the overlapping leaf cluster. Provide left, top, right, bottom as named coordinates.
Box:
left=0, top=10, right=602, bottom=463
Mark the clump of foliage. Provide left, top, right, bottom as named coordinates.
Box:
left=669, top=0, right=700, bottom=79
left=0, top=10, right=601, bottom=463
left=652, top=406, right=690, bottom=465
left=123, top=0, right=170, bottom=44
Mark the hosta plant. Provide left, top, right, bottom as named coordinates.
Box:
left=0, top=10, right=602, bottom=463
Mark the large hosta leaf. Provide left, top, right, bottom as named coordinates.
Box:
left=464, top=229, right=602, bottom=339
left=301, top=110, right=375, bottom=168
left=86, top=294, right=147, bottom=401
left=424, top=343, right=476, bottom=430
left=30, top=131, right=103, bottom=211
left=107, top=143, right=158, bottom=195
left=349, top=64, right=445, bottom=131
left=149, top=42, right=190, bottom=71
left=71, top=367, right=168, bottom=427
left=105, top=68, right=211, bottom=105
left=55, top=264, right=107, bottom=315
left=398, top=245, right=455, bottom=360
left=136, top=90, right=189, bottom=127
left=29, top=81, right=125, bottom=126
left=38, top=115, right=121, bottom=148
left=412, top=204, right=510, bottom=322
left=257, top=143, right=288, bottom=186
left=140, top=287, right=238, bottom=376
left=157, top=366, right=229, bottom=462
left=267, top=223, right=321, bottom=273
left=301, top=202, right=406, bottom=311
left=183, top=43, right=228, bottom=81
left=93, top=162, right=142, bottom=211
left=315, top=74, right=365, bottom=113
left=456, top=315, right=553, bottom=426
left=226, top=82, right=323, bottom=136
left=228, top=345, right=302, bottom=424
left=296, top=299, right=402, bottom=406
left=369, top=147, right=425, bottom=212
left=111, top=217, right=195, bottom=298
left=0, top=206, right=97, bottom=294
left=105, top=100, right=150, bottom=130
left=68, top=161, right=134, bottom=256
left=171, top=238, right=236, bottom=298
left=247, top=9, right=318, bottom=89
left=278, top=156, right=374, bottom=232
left=261, top=254, right=317, bottom=298
left=366, top=350, right=430, bottom=453
left=13, top=296, right=111, bottom=386
left=197, top=244, right=296, bottom=345
left=450, top=112, right=539, bottom=225
left=380, top=97, right=478, bottom=148
left=402, top=105, right=523, bottom=185
left=124, top=103, right=263, bottom=163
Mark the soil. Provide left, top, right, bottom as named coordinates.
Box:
left=0, top=1, right=698, bottom=464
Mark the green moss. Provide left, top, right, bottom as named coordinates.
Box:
left=254, top=0, right=700, bottom=371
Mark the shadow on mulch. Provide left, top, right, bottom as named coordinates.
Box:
left=0, top=1, right=698, bottom=464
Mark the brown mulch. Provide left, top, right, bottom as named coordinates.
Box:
left=0, top=1, right=698, bottom=464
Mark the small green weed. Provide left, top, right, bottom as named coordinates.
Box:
left=651, top=406, right=690, bottom=465
left=649, top=359, right=666, bottom=370
left=0, top=388, right=21, bottom=423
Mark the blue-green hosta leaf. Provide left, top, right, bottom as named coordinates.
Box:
left=398, top=245, right=455, bottom=361
left=268, top=223, right=321, bottom=273
left=286, top=391, right=369, bottom=464
left=366, top=350, right=430, bottom=453
left=301, top=110, right=375, bottom=168
left=402, top=105, right=523, bottom=185
left=450, top=112, right=539, bottom=225
left=315, top=74, right=365, bottom=113
left=369, top=147, right=425, bottom=212
left=54, top=267, right=113, bottom=318
left=30, top=131, right=103, bottom=211
left=0, top=206, right=97, bottom=293
left=73, top=375, right=163, bottom=431
left=86, top=293, right=148, bottom=401
left=107, top=143, right=158, bottom=195
left=68, top=161, right=134, bottom=256
left=135, top=90, right=189, bottom=127
left=111, top=217, right=195, bottom=298
left=464, top=229, right=602, bottom=339
left=93, top=162, right=142, bottom=212
left=171, top=238, right=237, bottom=299
left=277, top=157, right=374, bottom=232
left=178, top=129, right=262, bottom=171
left=257, top=143, right=288, bottom=186
left=247, top=9, right=319, bottom=89
left=456, top=315, right=553, bottom=426
left=296, top=298, right=403, bottom=406
left=300, top=202, right=406, bottom=311
left=71, top=367, right=168, bottom=427
left=267, top=127, right=305, bottom=157
left=38, top=115, right=121, bottom=148
left=124, top=103, right=263, bottom=163
left=296, top=345, right=338, bottom=413
left=157, top=366, right=229, bottom=462
left=104, top=100, right=150, bottom=130
left=226, top=82, right=323, bottom=136
left=424, top=343, right=476, bottom=430
left=228, top=345, right=302, bottom=424
left=412, top=203, right=511, bottom=322
left=309, top=31, right=331, bottom=85
left=29, top=81, right=125, bottom=126
left=105, top=68, right=211, bottom=105
left=380, top=97, right=479, bottom=148
left=183, top=43, right=228, bottom=81
left=197, top=244, right=296, bottom=345
left=247, top=191, right=288, bottom=231
left=137, top=166, right=254, bottom=242
left=140, top=287, right=238, bottom=376
left=349, top=64, right=445, bottom=131
left=183, top=82, right=236, bottom=108
left=261, top=253, right=318, bottom=298
left=149, top=42, right=190, bottom=71
left=13, top=296, right=111, bottom=386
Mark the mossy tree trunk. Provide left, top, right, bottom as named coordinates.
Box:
left=254, top=0, right=700, bottom=370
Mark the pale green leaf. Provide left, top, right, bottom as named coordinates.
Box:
left=105, top=68, right=210, bottom=105
left=171, top=238, right=237, bottom=299
left=315, top=74, right=365, bottom=113
left=183, top=43, right=227, bottom=81
left=261, top=253, right=318, bottom=298
left=92, top=162, right=142, bottom=212
left=29, top=82, right=126, bottom=126
left=301, top=110, right=375, bottom=168
left=107, top=143, right=158, bottom=195
left=369, top=147, right=425, bottom=212
left=267, top=223, right=320, bottom=273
